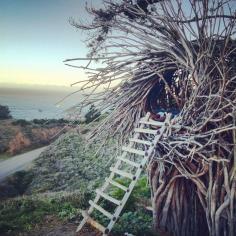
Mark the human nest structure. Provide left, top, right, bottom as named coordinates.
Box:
left=65, top=1, right=236, bottom=235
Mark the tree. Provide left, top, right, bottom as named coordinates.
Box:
left=65, top=1, right=236, bottom=236
left=0, top=105, right=12, bottom=119
left=84, top=104, right=101, bottom=124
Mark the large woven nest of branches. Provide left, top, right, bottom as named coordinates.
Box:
left=65, top=1, right=236, bottom=235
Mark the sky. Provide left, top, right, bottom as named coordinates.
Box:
left=0, top=0, right=101, bottom=88
left=2, top=0, right=235, bottom=89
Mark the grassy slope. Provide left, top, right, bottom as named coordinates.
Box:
left=0, top=127, right=155, bottom=236
left=0, top=153, right=11, bottom=162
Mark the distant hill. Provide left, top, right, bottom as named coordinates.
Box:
left=0, top=118, right=72, bottom=157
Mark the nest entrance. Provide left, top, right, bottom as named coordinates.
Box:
left=144, top=69, right=189, bottom=119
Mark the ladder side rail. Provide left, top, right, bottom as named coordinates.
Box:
left=86, top=112, right=150, bottom=210
left=105, top=120, right=168, bottom=234
left=105, top=160, right=147, bottom=234
left=105, top=112, right=150, bottom=183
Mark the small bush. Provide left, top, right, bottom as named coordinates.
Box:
left=113, top=211, right=154, bottom=236
left=133, top=176, right=151, bottom=199
left=91, top=176, right=154, bottom=235
left=57, top=202, right=79, bottom=220
left=0, top=105, right=11, bottom=120
left=0, top=171, right=34, bottom=199
left=32, top=119, right=47, bottom=125
left=85, top=104, right=101, bottom=124
left=0, top=198, right=54, bottom=233
left=32, top=118, right=70, bottom=126
left=109, top=176, right=150, bottom=211
left=0, top=191, right=88, bottom=234
left=12, top=119, right=31, bottom=127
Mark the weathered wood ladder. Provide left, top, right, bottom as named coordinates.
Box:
left=77, top=112, right=170, bottom=235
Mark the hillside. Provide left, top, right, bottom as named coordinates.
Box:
left=0, top=127, right=154, bottom=236
left=0, top=119, right=71, bottom=157
left=26, top=130, right=116, bottom=194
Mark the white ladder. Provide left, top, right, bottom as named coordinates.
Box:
left=76, top=112, right=170, bottom=235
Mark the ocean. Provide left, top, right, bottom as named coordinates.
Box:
left=0, top=86, right=84, bottom=120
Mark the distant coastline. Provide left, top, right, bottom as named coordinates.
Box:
left=0, top=85, right=83, bottom=120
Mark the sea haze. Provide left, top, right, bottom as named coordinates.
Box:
left=0, top=85, right=84, bottom=120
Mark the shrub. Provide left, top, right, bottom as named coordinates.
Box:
left=12, top=119, right=31, bottom=127
left=132, top=176, right=151, bottom=199
left=90, top=176, right=154, bottom=235
left=85, top=104, right=101, bottom=123
left=0, top=171, right=34, bottom=199
left=0, top=198, right=55, bottom=233
left=57, top=202, right=79, bottom=220
left=0, top=105, right=11, bottom=119
left=32, top=119, right=47, bottom=125
left=32, top=118, right=70, bottom=126
left=0, top=191, right=88, bottom=234
left=109, top=176, right=151, bottom=211
left=113, top=211, right=154, bottom=236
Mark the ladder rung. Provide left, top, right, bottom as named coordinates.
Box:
left=129, top=138, right=152, bottom=146
left=139, top=118, right=164, bottom=127
left=96, top=189, right=121, bottom=205
left=105, top=178, right=128, bottom=192
left=134, top=128, right=157, bottom=135
left=122, top=146, right=146, bottom=156
left=81, top=211, right=106, bottom=233
left=117, top=156, right=141, bottom=168
left=110, top=167, right=134, bottom=180
left=89, top=200, right=113, bottom=219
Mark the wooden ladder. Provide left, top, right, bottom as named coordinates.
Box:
left=76, top=112, right=170, bottom=235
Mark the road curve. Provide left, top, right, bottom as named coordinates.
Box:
left=0, top=146, right=48, bottom=182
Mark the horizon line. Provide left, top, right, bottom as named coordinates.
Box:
left=0, top=82, right=80, bottom=89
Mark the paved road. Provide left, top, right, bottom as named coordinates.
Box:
left=0, top=146, right=48, bottom=182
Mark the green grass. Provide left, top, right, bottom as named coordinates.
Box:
left=0, top=153, right=11, bottom=162
left=0, top=129, right=155, bottom=235
left=109, top=176, right=151, bottom=211
left=113, top=211, right=155, bottom=236
left=91, top=176, right=155, bottom=235
left=0, top=174, right=154, bottom=235
left=0, top=191, right=90, bottom=234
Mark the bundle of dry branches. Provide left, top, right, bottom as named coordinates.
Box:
left=65, top=0, right=236, bottom=235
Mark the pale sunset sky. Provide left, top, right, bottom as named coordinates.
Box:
left=0, top=0, right=101, bottom=88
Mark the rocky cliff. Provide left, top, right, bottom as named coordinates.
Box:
left=0, top=120, right=70, bottom=156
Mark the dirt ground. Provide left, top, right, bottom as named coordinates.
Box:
left=0, top=216, right=102, bottom=236
left=24, top=217, right=102, bottom=236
